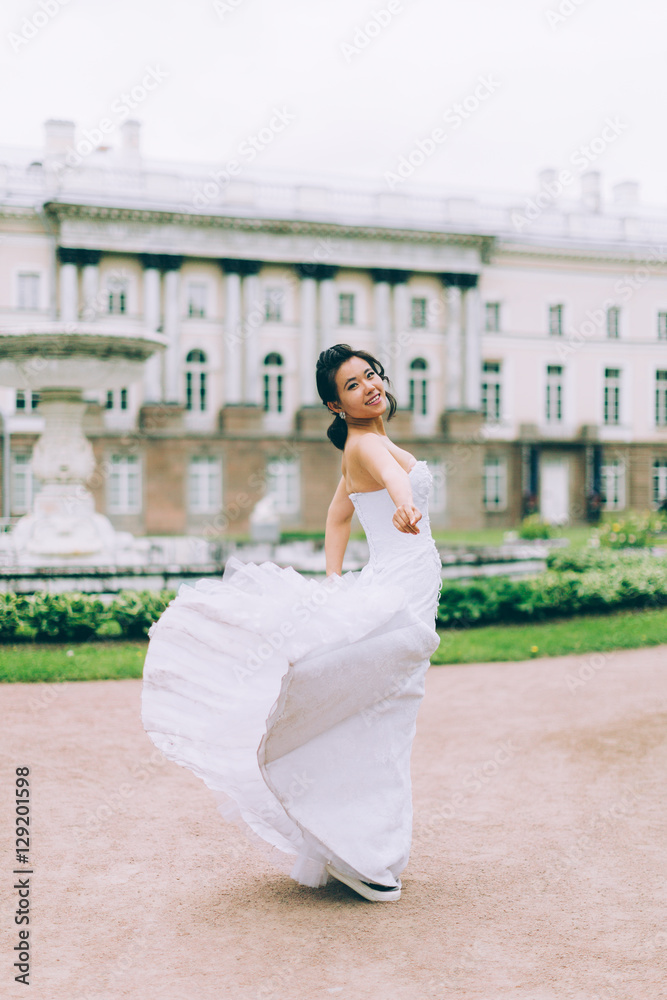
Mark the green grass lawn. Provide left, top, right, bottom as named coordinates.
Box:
left=0, top=642, right=147, bottom=683
left=433, top=605, right=667, bottom=664
left=2, top=605, right=667, bottom=682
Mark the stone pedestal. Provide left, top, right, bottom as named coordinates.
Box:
left=12, top=389, right=116, bottom=560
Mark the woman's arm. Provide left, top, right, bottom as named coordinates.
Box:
left=355, top=437, right=421, bottom=535
left=324, top=476, right=355, bottom=576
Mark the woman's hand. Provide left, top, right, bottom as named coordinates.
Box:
left=392, top=503, right=422, bottom=534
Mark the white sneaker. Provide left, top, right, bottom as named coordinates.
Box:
left=325, top=863, right=402, bottom=902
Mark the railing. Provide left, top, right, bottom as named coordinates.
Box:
left=3, top=153, right=667, bottom=246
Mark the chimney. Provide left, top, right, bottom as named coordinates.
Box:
left=44, top=119, right=75, bottom=158
left=120, top=119, right=141, bottom=163
left=581, top=171, right=601, bottom=213
left=612, top=180, right=639, bottom=210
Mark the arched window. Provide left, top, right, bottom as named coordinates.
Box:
left=408, top=357, right=428, bottom=416
left=263, top=352, right=284, bottom=413
left=107, top=276, right=128, bottom=315
left=185, top=349, right=207, bottom=411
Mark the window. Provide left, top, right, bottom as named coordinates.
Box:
left=17, top=273, right=40, bottom=310
left=108, top=454, right=141, bottom=514
left=549, top=304, right=563, bottom=336
left=601, top=458, right=625, bottom=511
left=188, top=456, right=222, bottom=514
left=656, top=371, right=667, bottom=427
left=15, top=391, right=40, bottom=412
left=185, top=349, right=207, bottom=412
left=107, top=280, right=127, bottom=314
left=408, top=358, right=428, bottom=416
left=483, top=455, right=507, bottom=510
left=545, top=364, right=563, bottom=423
left=187, top=282, right=207, bottom=318
left=339, top=293, right=355, bottom=325
left=485, top=302, right=501, bottom=333
left=607, top=306, right=620, bottom=339
left=481, top=361, right=502, bottom=423
left=265, top=457, right=300, bottom=514
left=603, top=368, right=621, bottom=425
left=11, top=453, right=38, bottom=515
left=410, top=297, right=427, bottom=328
left=105, top=388, right=128, bottom=411
left=262, top=352, right=284, bottom=414
left=265, top=287, right=283, bottom=322
left=658, top=312, right=667, bottom=341
left=653, top=459, right=667, bottom=507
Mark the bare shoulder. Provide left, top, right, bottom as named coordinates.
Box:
left=350, top=434, right=388, bottom=462
left=352, top=434, right=415, bottom=469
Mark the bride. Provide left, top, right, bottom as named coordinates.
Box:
left=141, top=343, right=442, bottom=903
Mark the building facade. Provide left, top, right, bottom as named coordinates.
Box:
left=2, top=120, right=667, bottom=537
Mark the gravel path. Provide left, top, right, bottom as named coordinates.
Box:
left=1, top=645, right=666, bottom=1000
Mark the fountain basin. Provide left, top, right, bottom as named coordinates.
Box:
left=0, top=322, right=166, bottom=390
left=0, top=322, right=166, bottom=564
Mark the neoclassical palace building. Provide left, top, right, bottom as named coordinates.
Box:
left=2, top=119, right=667, bottom=536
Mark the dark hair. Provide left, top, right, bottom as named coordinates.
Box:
left=315, top=343, right=397, bottom=450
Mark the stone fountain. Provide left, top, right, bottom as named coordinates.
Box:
left=0, top=323, right=165, bottom=566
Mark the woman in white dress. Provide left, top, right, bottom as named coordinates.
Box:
left=141, top=344, right=442, bottom=902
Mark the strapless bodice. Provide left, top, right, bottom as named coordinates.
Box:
left=348, top=460, right=442, bottom=626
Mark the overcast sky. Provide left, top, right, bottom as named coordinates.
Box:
left=1, top=0, right=665, bottom=205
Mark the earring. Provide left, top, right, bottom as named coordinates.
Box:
left=339, top=411, right=346, bottom=420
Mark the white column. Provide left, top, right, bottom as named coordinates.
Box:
left=163, top=267, right=181, bottom=403
left=446, top=283, right=463, bottom=409
left=299, top=275, right=318, bottom=405
left=59, top=262, right=78, bottom=323
left=242, top=272, right=262, bottom=404
left=224, top=270, right=242, bottom=404
left=318, top=277, right=337, bottom=353
left=463, top=283, right=481, bottom=409
left=81, top=263, right=100, bottom=321
left=374, top=280, right=391, bottom=356
left=392, top=281, right=410, bottom=405
left=142, top=266, right=162, bottom=401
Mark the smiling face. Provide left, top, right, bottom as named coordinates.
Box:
left=328, top=355, right=387, bottom=421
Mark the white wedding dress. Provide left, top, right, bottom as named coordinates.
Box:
left=141, top=459, right=442, bottom=888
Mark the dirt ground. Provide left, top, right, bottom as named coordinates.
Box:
left=2, top=644, right=666, bottom=1000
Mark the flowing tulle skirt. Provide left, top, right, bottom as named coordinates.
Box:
left=141, top=555, right=440, bottom=887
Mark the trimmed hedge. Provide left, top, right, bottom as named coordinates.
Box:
left=2, top=550, right=667, bottom=641
left=437, top=555, right=667, bottom=627
left=0, top=590, right=174, bottom=643
left=544, top=547, right=658, bottom=573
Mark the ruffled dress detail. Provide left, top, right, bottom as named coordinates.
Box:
left=141, top=460, right=442, bottom=888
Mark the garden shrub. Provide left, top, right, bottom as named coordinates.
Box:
left=592, top=509, right=667, bottom=549
left=0, top=590, right=175, bottom=643
left=437, top=558, right=667, bottom=628
left=518, top=514, right=553, bottom=540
